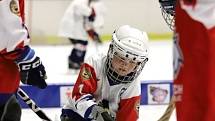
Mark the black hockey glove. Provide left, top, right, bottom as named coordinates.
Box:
left=15, top=46, right=47, bottom=89
left=87, top=29, right=102, bottom=43
left=91, top=100, right=114, bottom=121
left=88, top=8, right=96, bottom=22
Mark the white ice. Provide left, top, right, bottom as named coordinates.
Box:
left=21, top=105, right=176, bottom=121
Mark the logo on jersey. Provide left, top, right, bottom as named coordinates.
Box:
left=119, top=87, right=127, bottom=99
left=10, top=0, right=20, bottom=16
left=81, top=67, right=92, bottom=80
left=173, top=33, right=184, bottom=79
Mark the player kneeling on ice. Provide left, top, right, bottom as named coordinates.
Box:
left=60, top=25, right=149, bottom=121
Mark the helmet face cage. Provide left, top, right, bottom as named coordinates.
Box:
left=105, top=40, right=148, bottom=84
left=159, top=0, right=176, bottom=31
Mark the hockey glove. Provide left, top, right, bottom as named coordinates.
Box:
left=88, top=8, right=96, bottom=22
left=91, top=103, right=114, bottom=121
left=87, top=29, right=102, bottom=43
left=15, top=46, right=47, bottom=89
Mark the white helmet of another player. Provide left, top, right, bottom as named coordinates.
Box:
left=105, top=25, right=149, bottom=84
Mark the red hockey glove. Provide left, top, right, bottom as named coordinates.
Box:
left=87, top=29, right=102, bottom=43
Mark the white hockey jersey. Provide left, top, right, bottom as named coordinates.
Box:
left=0, top=0, right=29, bottom=55
left=58, top=0, right=106, bottom=40
left=63, top=53, right=141, bottom=121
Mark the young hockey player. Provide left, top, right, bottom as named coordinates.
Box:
left=60, top=25, right=149, bottom=121
left=58, top=0, right=105, bottom=70
left=0, top=0, right=47, bottom=120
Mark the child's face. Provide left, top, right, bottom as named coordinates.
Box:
left=111, top=54, right=137, bottom=76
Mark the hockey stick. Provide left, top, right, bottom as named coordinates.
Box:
left=17, top=88, right=52, bottom=121
left=157, top=97, right=175, bottom=121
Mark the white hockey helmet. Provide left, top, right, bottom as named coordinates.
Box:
left=105, top=25, right=149, bottom=84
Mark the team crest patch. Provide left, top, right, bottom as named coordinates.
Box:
left=10, top=0, right=20, bottom=16
left=81, top=67, right=92, bottom=80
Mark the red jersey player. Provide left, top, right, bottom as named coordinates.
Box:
left=159, top=0, right=215, bottom=121
left=0, top=0, right=47, bottom=120
left=174, top=0, right=215, bottom=121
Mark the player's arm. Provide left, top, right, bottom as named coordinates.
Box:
left=75, top=2, right=101, bottom=42
left=15, top=45, right=47, bottom=89
left=2, top=44, right=48, bottom=89
left=0, top=41, right=47, bottom=89
left=68, top=63, right=98, bottom=119
left=74, top=3, right=95, bottom=20
left=116, top=96, right=141, bottom=121
left=86, top=28, right=102, bottom=43
left=63, top=63, right=113, bottom=121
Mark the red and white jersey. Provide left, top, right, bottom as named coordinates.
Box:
left=0, top=0, right=29, bottom=94
left=63, top=53, right=141, bottom=121
left=0, top=0, right=29, bottom=58
left=179, top=0, right=215, bottom=29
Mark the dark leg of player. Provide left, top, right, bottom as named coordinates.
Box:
left=0, top=95, right=21, bottom=121
left=68, top=38, right=88, bottom=70
left=0, top=104, right=5, bottom=120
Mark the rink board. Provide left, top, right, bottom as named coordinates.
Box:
left=18, top=81, right=173, bottom=108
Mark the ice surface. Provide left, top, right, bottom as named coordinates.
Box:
left=21, top=105, right=176, bottom=121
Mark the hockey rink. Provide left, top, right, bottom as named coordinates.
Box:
left=20, top=41, right=176, bottom=121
